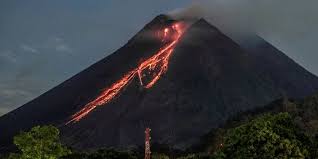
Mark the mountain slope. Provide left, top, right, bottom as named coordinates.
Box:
left=240, top=35, right=318, bottom=97
left=0, top=15, right=318, bottom=151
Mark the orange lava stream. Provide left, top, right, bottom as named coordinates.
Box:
left=67, top=22, right=186, bottom=124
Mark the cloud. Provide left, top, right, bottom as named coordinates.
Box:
left=168, top=0, right=318, bottom=75
left=20, top=44, right=39, bottom=54
left=55, top=44, right=72, bottom=53
left=0, top=89, right=31, bottom=97
left=169, top=0, right=318, bottom=39
left=52, top=37, right=63, bottom=43
left=0, top=107, right=11, bottom=116
left=0, top=87, right=33, bottom=114
left=0, top=36, right=76, bottom=114
left=0, top=50, right=17, bottom=63
left=40, top=37, right=74, bottom=55
left=0, top=80, right=41, bottom=114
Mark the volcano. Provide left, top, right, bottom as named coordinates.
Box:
left=1, top=15, right=318, bottom=151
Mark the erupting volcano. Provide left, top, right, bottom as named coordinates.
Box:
left=67, top=22, right=187, bottom=124
left=1, top=15, right=318, bottom=152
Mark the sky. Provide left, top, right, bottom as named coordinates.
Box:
left=0, top=0, right=317, bottom=115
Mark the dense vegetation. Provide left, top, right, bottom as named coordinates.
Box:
left=1, top=94, right=318, bottom=159
left=7, top=125, right=71, bottom=159
left=61, top=149, right=140, bottom=159
left=207, top=94, right=318, bottom=159
left=213, top=113, right=316, bottom=158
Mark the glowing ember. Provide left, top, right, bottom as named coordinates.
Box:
left=67, top=22, right=187, bottom=124
left=163, top=28, right=169, bottom=41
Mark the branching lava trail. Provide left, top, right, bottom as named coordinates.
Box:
left=67, top=22, right=187, bottom=124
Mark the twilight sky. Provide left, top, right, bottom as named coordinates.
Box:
left=0, top=0, right=317, bottom=115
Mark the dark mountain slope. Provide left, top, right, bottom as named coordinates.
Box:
left=0, top=15, right=177, bottom=151
left=0, top=16, right=318, bottom=151
left=240, top=35, right=318, bottom=97
left=61, top=19, right=318, bottom=150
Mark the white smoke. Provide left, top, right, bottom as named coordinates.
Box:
left=168, top=0, right=318, bottom=75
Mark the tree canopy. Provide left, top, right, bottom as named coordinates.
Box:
left=213, top=113, right=316, bottom=159
left=8, top=125, right=70, bottom=159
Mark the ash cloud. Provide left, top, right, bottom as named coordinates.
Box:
left=168, top=0, right=318, bottom=76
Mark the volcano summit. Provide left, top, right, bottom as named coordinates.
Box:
left=1, top=15, right=318, bottom=151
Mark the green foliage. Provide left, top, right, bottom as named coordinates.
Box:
left=8, top=125, right=71, bottom=159
left=191, top=128, right=225, bottom=153
left=61, top=148, right=140, bottom=159
left=4, top=94, right=318, bottom=159
left=152, top=153, right=170, bottom=159
left=151, top=153, right=211, bottom=159
left=90, top=149, right=139, bottom=159
left=176, top=154, right=196, bottom=159
left=213, top=113, right=314, bottom=159
left=7, top=153, right=20, bottom=159
left=176, top=153, right=211, bottom=159
left=59, top=152, right=89, bottom=159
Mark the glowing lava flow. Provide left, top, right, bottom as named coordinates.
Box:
left=67, top=22, right=186, bottom=124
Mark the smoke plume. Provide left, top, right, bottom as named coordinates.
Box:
left=168, top=0, right=318, bottom=75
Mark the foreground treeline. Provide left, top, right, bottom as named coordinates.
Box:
left=1, top=94, right=318, bottom=159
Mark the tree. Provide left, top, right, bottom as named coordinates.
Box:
left=152, top=153, right=170, bottom=159
left=213, top=113, right=312, bottom=159
left=89, top=149, right=139, bottom=159
left=176, top=153, right=211, bottom=159
left=9, top=125, right=71, bottom=159
left=61, top=148, right=140, bottom=159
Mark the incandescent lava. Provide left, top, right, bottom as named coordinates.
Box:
left=67, top=22, right=187, bottom=124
